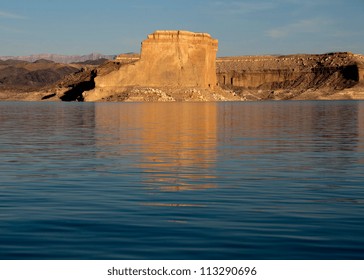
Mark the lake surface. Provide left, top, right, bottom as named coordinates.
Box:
left=0, top=101, right=363, bottom=260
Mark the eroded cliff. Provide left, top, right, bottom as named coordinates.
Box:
left=217, top=52, right=364, bottom=100
left=83, top=30, right=222, bottom=101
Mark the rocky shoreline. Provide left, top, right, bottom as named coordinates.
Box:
left=1, top=52, right=364, bottom=102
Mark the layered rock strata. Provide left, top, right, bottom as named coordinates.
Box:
left=216, top=52, right=364, bottom=100
left=84, top=30, right=219, bottom=101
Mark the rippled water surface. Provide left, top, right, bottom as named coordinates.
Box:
left=1, top=101, right=364, bottom=259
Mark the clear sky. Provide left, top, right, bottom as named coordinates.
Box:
left=1, top=0, right=364, bottom=56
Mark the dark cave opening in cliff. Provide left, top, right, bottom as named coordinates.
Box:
left=60, top=71, right=97, bottom=102
left=341, top=65, right=359, bottom=82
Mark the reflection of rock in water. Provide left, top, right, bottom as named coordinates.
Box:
left=217, top=101, right=362, bottom=174
left=360, top=103, right=364, bottom=160
left=311, top=102, right=359, bottom=152
left=217, top=102, right=316, bottom=155
left=352, top=101, right=364, bottom=165
left=95, top=103, right=217, bottom=191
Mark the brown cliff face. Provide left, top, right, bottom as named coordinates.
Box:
left=83, top=30, right=219, bottom=101
left=217, top=52, right=364, bottom=100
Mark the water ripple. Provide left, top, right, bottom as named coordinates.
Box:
left=0, top=101, right=363, bottom=259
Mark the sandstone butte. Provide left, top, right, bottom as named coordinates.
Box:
left=81, top=30, right=237, bottom=102
left=1, top=30, right=364, bottom=101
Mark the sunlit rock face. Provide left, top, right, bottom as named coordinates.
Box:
left=85, top=30, right=218, bottom=101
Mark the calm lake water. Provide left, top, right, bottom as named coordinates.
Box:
left=0, top=101, right=363, bottom=260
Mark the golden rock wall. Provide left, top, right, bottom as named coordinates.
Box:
left=85, top=30, right=218, bottom=101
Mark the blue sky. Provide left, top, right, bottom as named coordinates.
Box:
left=1, top=0, right=363, bottom=56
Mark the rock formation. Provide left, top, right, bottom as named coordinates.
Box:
left=216, top=52, right=364, bottom=100
left=83, top=30, right=219, bottom=101
left=1, top=30, right=364, bottom=101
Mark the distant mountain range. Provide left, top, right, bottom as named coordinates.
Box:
left=0, top=53, right=115, bottom=64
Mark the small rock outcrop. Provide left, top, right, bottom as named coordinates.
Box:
left=83, top=30, right=219, bottom=101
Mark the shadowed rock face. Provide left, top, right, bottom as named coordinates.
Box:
left=0, top=60, right=79, bottom=91
left=214, top=52, right=364, bottom=100
left=84, top=30, right=219, bottom=101
left=217, top=53, right=364, bottom=91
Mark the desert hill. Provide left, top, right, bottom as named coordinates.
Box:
left=0, top=53, right=115, bottom=64
left=0, top=57, right=113, bottom=101
left=0, top=59, right=81, bottom=92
